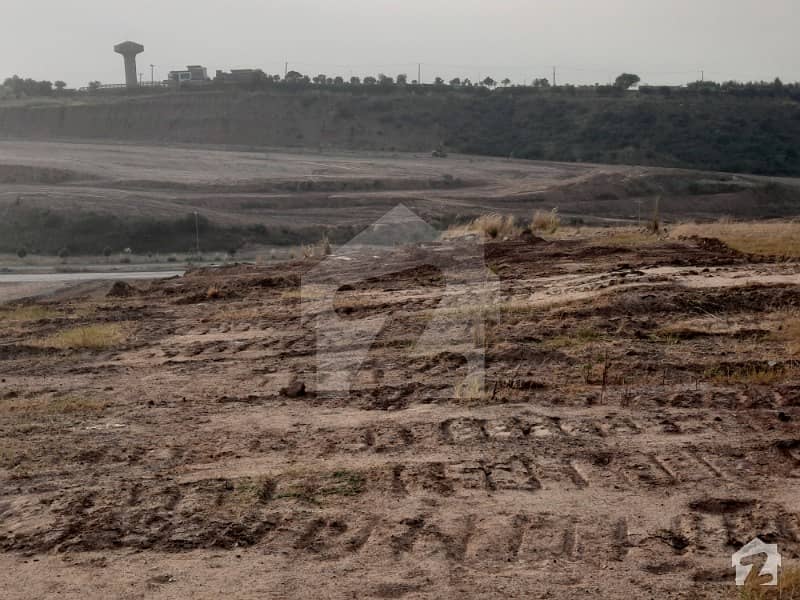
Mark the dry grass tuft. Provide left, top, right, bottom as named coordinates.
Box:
left=303, top=235, right=332, bottom=259
left=670, top=221, right=800, bottom=258
left=0, top=395, right=108, bottom=416
left=531, top=208, right=561, bottom=233
left=0, top=305, right=58, bottom=323
left=34, top=323, right=127, bottom=350
left=738, top=565, right=800, bottom=599
left=705, top=362, right=796, bottom=385
left=451, top=213, right=520, bottom=240
left=206, top=285, right=222, bottom=300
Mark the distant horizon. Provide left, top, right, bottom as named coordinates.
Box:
left=2, top=0, right=798, bottom=89
left=3, top=59, right=797, bottom=91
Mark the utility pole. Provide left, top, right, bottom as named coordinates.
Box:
left=194, top=211, right=200, bottom=255
left=150, top=64, right=155, bottom=86
left=701, top=69, right=705, bottom=82
left=284, top=61, right=288, bottom=78
left=552, top=66, right=557, bottom=87
left=418, top=63, right=421, bottom=85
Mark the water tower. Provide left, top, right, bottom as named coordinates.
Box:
left=114, top=41, right=144, bottom=88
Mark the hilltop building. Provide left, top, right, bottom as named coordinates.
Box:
left=167, top=65, right=209, bottom=84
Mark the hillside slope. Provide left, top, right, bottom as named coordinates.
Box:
left=1, top=89, right=799, bottom=175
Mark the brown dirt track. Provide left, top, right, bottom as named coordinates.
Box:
left=1, top=141, right=798, bottom=238
left=1, top=232, right=799, bottom=598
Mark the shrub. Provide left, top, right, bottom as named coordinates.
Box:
left=531, top=208, right=561, bottom=233
left=16, top=247, right=27, bottom=259
left=469, top=214, right=520, bottom=239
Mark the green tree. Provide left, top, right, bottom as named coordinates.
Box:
left=54, top=80, right=67, bottom=92
left=449, top=77, right=461, bottom=86
left=614, top=73, right=641, bottom=90
left=396, top=73, right=408, bottom=85
left=350, top=76, right=361, bottom=85
left=501, top=78, right=511, bottom=87
left=532, top=78, right=551, bottom=88
left=434, top=76, right=445, bottom=86
left=482, top=77, right=496, bottom=88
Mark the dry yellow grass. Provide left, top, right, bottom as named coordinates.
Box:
left=0, top=305, right=58, bottom=323
left=302, top=235, right=332, bottom=259
left=671, top=222, right=800, bottom=257
left=448, top=213, right=520, bottom=240
left=705, top=363, right=796, bottom=385
left=591, top=228, right=664, bottom=247
left=531, top=208, right=561, bottom=233
left=34, top=323, right=127, bottom=350
left=0, top=395, right=108, bottom=416
left=738, top=565, right=800, bottom=599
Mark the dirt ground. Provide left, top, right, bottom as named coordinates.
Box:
left=0, top=140, right=796, bottom=235
left=0, top=228, right=799, bottom=599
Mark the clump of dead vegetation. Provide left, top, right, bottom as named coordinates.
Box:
left=0, top=304, right=58, bottom=323
left=0, top=394, right=108, bottom=416
left=531, top=208, right=561, bottom=233
left=444, top=213, right=518, bottom=240
left=303, top=234, right=332, bottom=259
left=704, top=362, right=796, bottom=385
left=33, top=323, right=127, bottom=350
left=738, top=565, right=800, bottom=599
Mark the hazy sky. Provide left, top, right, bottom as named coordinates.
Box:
left=3, top=0, right=797, bottom=88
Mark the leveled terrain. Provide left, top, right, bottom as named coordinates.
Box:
left=0, top=140, right=798, bottom=255
left=0, top=230, right=799, bottom=598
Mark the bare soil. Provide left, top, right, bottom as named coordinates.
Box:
left=1, top=231, right=799, bottom=598
left=0, top=140, right=796, bottom=237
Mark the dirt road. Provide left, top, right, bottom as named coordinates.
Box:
left=0, top=141, right=795, bottom=239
